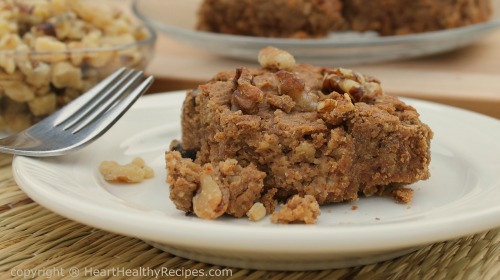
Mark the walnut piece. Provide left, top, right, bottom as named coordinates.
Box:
left=258, top=46, right=296, bottom=71
left=99, top=157, right=154, bottom=183
left=27, top=93, right=56, bottom=116
left=276, top=70, right=318, bottom=111
left=266, top=94, right=295, bottom=113
left=51, top=61, right=82, bottom=89
left=246, top=202, right=267, bottom=222
left=34, top=36, right=68, bottom=63
left=0, top=81, right=35, bottom=102
left=232, top=83, right=264, bottom=114
left=192, top=166, right=229, bottom=219
left=0, top=0, right=149, bottom=132
left=293, top=142, right=316, bottom=163
left=231, top=67, right=264, bottom=114
left=322, top=68, right=383, bottom=103
left=317, top=93, right=355, bottom=125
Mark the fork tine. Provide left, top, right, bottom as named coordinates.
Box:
left=60, top=69, right=138, bottom=130
left=50, top=67, right=128, bottom=126
left=69, top=71, right=144, bottom=133
left=76, top=76, right=154, bottom=141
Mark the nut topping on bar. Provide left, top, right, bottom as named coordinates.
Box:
left=258, top=46, right=296, bottom=70
left=166, top=47, right=433, bottom=224
left=231, top=67, right=264, bottom=114
left=193, top=166, right=229, bottom=219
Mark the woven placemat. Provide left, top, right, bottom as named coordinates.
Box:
left=0, top=153, right=499, bottom=280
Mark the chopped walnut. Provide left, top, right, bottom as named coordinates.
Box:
left=192, top=165, right=229, bottom=219
left=322, top=68, right=383, bottom=103
left=0, top=80, right=35, bottom=102
left=51, top=61, right=82, bottom=89
left=25, top=62, right=51, bottom=88
left=233, top=67, right=253, bottom=85
left=276, top=70, right=318, bottom=111
left=293, top=142, right=316, bottom=163
left=246, top=202, right=267, bottom=222
left=232, top=83, right=264, bottom=114
left=34, top=36, right=67, bottom=62
left=99, top=157, right=154, bottom=183
left=258, top=46, right=296, bottom=71
left=317, top=93, right=355, bottom=125
left=271, top=195, right=321, bottom=224
left=277, top=70, right=305, bottom=97
left=0, top=0, right=150, bottom=132
left=231, top=67, right=264, bottom=114
left=27, top=93, right=56, bottom=116
left=266, top=94, right=295, bottom=113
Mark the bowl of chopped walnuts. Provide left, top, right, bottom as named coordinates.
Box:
left=0, top=0, right=156, bottom=132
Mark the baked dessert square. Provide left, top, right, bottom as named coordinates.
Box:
left=345, top=0, right=493, bottom=35
left=166, top=47, right=433, bottom=223
left=196, top=0, right=492, bottom=38
left=196, top=0, right=346, bottom=38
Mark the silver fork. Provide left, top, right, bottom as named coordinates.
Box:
left=0, top=68, right=154, bottom=157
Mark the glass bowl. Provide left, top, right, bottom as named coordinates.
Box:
left=0, top=0, right=156, bottom=132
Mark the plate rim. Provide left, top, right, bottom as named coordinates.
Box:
left=12, top=91, right=500, bottom=254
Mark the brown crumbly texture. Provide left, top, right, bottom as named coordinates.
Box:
left=345, top=0, right=493, bottom=35
left=165, top=151, right=202, bottom=213
left=196, top=0, right=346, bottom=38
left=166, top=47, right=433, bottom=220
left=391, top=187, right=414, bottom=204
left=166, top=151, right=266, bottom=218
left=271, top=195, right=321, bottom=224
left=196, top=0, right=492, bottom=37
left=261, top=188, right=279, bottom=215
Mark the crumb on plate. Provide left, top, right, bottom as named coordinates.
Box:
left=246, top=202, right=267, bottom=222
left=271, top=195, right=321, bottom=224
left=99, top=157, right=154, bottom=183
left=391, top=187, right=414, bottom=204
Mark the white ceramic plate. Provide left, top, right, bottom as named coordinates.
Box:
left=13, top=92, right=500, bottom=271
left=132, top=0, right=500, bottom=65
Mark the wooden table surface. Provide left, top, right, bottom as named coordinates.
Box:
left=145, top=24, right=500, bottom=119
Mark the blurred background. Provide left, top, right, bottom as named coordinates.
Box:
left=138, top=0, right=500, bottom=119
